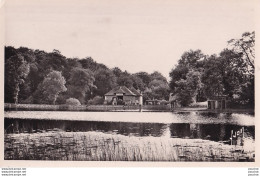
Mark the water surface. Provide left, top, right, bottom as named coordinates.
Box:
left=4, top=111, right=255, bottom=143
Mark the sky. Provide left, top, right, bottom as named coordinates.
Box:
left=4, top=0, right=255, bottom=79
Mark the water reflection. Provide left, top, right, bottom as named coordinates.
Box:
left=5, top=118, right=255, bottom=143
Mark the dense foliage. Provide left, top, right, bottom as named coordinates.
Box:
left=66, top=98, right=81, bottom=106
left=5, top=31, right=254, bottom=108
left=169, top=31, right=255, bottom=108
left=5, top=47, right=169, bottom=105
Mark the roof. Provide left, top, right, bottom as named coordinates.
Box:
left=105, top=86, right=141, bottom=96
left=208, top=95, right=228, bottom=100
left=129, top=88, right=142, bottom=96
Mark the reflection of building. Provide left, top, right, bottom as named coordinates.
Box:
left=104, top=86, right=142, bottom=105
left=190, top=124, right=202, bottom=139
left=207, top=95, right=228, bottom=110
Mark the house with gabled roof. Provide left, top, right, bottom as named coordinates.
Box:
left=104, top=86, right=143, bottom=105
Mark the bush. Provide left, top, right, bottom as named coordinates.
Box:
left=66, top=98, right=81, bottom=106
left=88, top=96, right=104, bottom=105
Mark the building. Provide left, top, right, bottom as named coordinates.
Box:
left=207, top=95, right=228, bottom=110
left=104, top=86, right=143, bottom=105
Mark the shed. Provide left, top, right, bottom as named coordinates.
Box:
left=207, top=95, right=228, bottom=110
left=104, top=86, right=143, bottom=105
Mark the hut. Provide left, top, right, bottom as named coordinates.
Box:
left=207, top=95, right=228, bottom=110
left=104, top=86, right=143, bottom=105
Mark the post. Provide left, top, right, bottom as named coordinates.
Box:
left=139, top=104, right=142, bottom=112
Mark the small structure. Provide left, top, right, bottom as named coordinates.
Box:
left=169, top=93, right=179, bottom=108
left=104, top=86, right=143, bottom=105
left=207, top=95, right=228, bottom=110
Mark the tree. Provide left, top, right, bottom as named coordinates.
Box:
left=93, top=69, right=117, bottom=97
left=33, top=71, right=67, bottom=104
left=201, top=49, right=253, bottom=106
left=148, top=79, right=170, bottom=100
left=134, top=72, right=152, bottom=87
left=15, top=47, right=38, bottom=102
left=169, top=50, right=206, bottom=105
left=169, top=50, right=205, bottom=91
left=63, top=58, right=82, bottom=80
left=5, top=53, right=30, bottom=104
left=201, top=55, right=224, bottom=97
left=117, top=71, right=134, bottom=88
left=174, top=70, right=202, bottom=106
left=169, top=65, right=189, bottom=89
left=88, top=96, right=104, bottom=105
left=228, top=31, right=255, bottom=72
left=112, top=67, right=123, bottom=77
left=178, top=49, right=205, bottom=69
left=150, top=71, right=167, bottom=83
left=67, top=68, right=96, bottom=104
left=219, top=49, right=245, bottom=97
left=131, top=75, right=146, bottom=91
left=79, top=57, right=108, bottom=72
left=228, top=32, right=255, bottom=107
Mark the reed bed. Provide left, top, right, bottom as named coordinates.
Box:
left=4, top=131, right=254, bottom=161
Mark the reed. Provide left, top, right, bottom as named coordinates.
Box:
left=4, top=131, right=255, bottom=161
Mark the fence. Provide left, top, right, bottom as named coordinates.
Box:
left=4, top=103, right=87, bottom=111
left=4, top=103, right=171, bottom=112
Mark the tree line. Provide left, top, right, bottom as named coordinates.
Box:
left=5, top=47, right=169, bottom=105
left=5, top=31, right=254, bottom=108
left=169, top=31, right=254, bottom=108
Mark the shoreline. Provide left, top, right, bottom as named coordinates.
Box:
left=4, top=103, right=254, bottom=114
left=4, top=110, right=255, bottom=126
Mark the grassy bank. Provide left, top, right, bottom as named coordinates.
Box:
left=172, top=107, right=254, bottom=114
left=4, top=131, right=254, bottom=161
left=4, top=103, right=171, bottom=112
left=5, top=103, right=254, bottom=113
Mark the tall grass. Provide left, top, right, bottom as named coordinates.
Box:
left=4, top=131, right=254, bottom=161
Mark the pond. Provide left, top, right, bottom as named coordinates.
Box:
left=4, top=111, right=255, bottom=161
left=5, top=111, right=255, bottom=141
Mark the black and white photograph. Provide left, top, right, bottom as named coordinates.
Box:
left=1, top=0, right=258, bottom=165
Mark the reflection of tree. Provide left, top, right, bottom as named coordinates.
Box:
left=109, top=122, right=166, bottom=137
left=190, top=123, right=196, bottom=139
left=169, top=124, right=190, bottom=138
left=196, top=124, right=202, bottom=139
left=219, top=125, right=225, bottom=141
left=161, top=124, right=171, bottom=138
left=189, top=124, right=202, bottom=139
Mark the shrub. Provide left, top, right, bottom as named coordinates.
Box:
left=88, top=96, right=104, bottom=105
left=66, top=98, right=81, bottom=106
